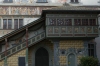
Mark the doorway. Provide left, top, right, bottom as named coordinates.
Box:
left=68, top=53, right=76, bottom=66
left=35, top=47, right=49, bottom=66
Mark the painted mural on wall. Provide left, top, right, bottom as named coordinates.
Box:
left=0, top=6, right=52, bottom=15
left=57, top=0, right=67, bottom=3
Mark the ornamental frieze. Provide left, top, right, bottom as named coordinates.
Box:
left=0, top=6, right=52, bottom=15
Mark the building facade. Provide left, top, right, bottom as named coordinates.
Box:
left=0, top=0, right=100, bottom=66
left=0, top=3, right=99, bottom=66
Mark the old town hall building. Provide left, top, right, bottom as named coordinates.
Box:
left=0, top=0, right=100, bottom=66
left=0, top=4, right=100, bottom=66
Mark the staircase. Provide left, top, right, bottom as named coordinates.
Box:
left=0, top=31, right=45, bottom=60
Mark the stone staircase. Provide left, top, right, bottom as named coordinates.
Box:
left=0, top=31, right=45, bottom=60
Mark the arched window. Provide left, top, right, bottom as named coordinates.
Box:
left=36, top=0, right=48, bottom=3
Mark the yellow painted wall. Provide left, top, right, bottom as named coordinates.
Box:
left=0, top=49, right=26, bottom=66
left=59, top=40, right=84, bottom=65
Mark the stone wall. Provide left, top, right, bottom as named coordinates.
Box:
left=0, top=49, right=26, bottom=66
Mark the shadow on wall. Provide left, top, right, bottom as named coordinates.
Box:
left=95, top=37, right=100, bottom=64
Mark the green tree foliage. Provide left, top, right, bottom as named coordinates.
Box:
left=80, top=56, right=99, bottom=66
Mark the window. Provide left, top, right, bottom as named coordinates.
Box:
left=3, top=0, right=13, bottom=3
left=14, top=19, right=18, bottom=29
left=14, top=19, right=23, bottom=29
left=3, top=19, right=12, bottom=29
left=71, top=0, right=78, bottom=3
left=57, top=18, right=64, bottom=26
left=88, top=44, right=95, bottom=57
left=82, top=19, right=88, bottom=26
left=19, top=19, right=23, bottom=28
left=49, top=18, right=56, bottom=26
left=36, top=0, right=48, bottom=3
left=89, top=19, right=96, bottom=26
left=74, top=19, right=81, bottom=25
left=8, top=19, right=12, bottom=29
left=65, top=19, right=72, bottom=25
left=3, top=19, right=7, bottom=29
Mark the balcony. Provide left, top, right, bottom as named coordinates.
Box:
left=46, top=26, right=99, bottom=38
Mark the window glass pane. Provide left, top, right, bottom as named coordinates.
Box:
left=19, top=19, right=23, bottom=28
left=14, top=19, right=18, bottom=29
left=49, top=18, right=56, bottom=26
left=74, top=19, right=81, bottom=25
left=82, top=19, right=88, bottom=25
left=3, top=19, right=7, bottom=29
left=71, top=0, right=74, bottom=2
left=3, top=0, right=8, bottom=3
left=75, top=0, right=78, bottom=2
left=89, top=19, right=96, bottom=26
left=57, top=18, right=64, bottom=26
left=88, top=44, right=95, bottom=57
left=37, top=0, right=47, bottom=2
left=65, top=19, right=72, bottom=25
left=8, top=19, right=12, bottom=29
left=9, top=0, right=13, bottom=3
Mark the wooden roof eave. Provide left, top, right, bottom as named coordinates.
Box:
left=41, top=10, right=100, bottom=17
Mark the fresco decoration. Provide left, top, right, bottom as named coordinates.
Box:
left=80, top=27, right=85, bottom=33
left=0, top=6, right=52, bottom=15
left=48, top=27, right=53, bottom=33
left=54, top=27, right=59, bottom=33
left=61, top=27, right=66, bottom=33
left=74, top=27, right=79, bottom=33
left=93, top=27, right=98, bottom=33
left=0, top=7, right=9, bottom=15
left=57, top=0, right=67, bottom=3
left=67, top=27, right=72, bottom=33
left=87, top=27, right=92, bottom=33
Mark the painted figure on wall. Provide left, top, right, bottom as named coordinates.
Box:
left=58, top=0, right=67, bottom=3
left=54, top=27, right=59, bottom=33
left=48, top=27, right=53, bottom=33
left=80, top=27, right=85, bottom=33
left=67, top=27, right=72, bottom=33
left=75, top=27, right=79, bottom=33
left=0, top=7, right=9, bottom=15
left=87, top=27, right=92, bottom=33
left=93, top=27, right=98, bottom=33
left=61, top=27, right=66, bottom=33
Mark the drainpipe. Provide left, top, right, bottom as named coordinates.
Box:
left=4, top=38, right=8, bottom=66
left=26, top=28, right=28, bottom=66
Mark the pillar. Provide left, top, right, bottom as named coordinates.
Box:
left=26, top=28, right=28, bottom=66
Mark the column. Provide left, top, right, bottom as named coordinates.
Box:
left=83, top=40, right=88, bottom=56
left=26, top=28, right=28, bottom=66
left=4, top=38, right=8, bottom=66
left=53, top=40, right=59, bottom=66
